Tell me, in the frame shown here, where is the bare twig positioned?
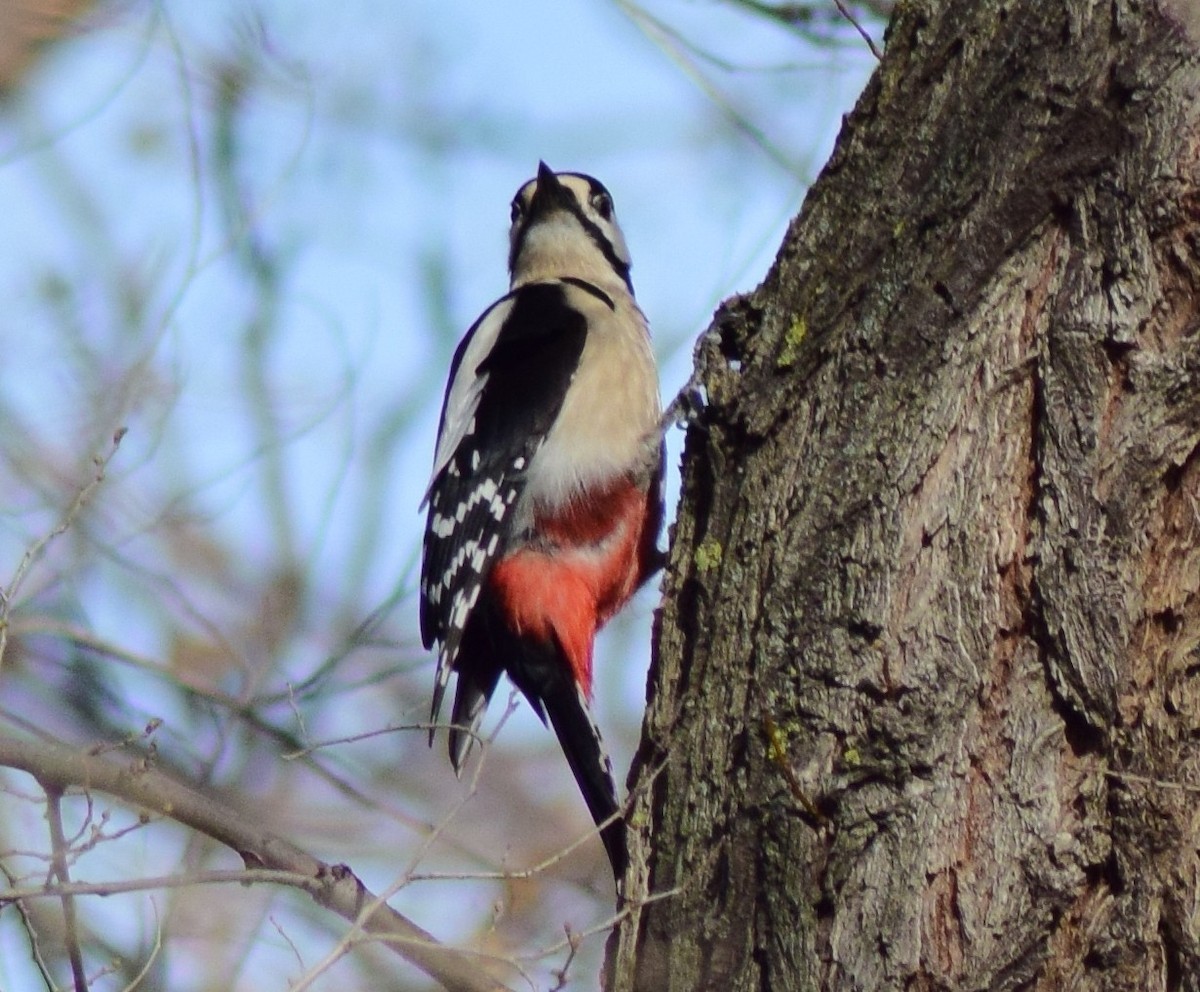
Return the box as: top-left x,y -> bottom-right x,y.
547,924 -> 582,992
0,429 -> 125,672
617,0 -> 803,175
722,0 -> 885,57
117,896 -> 162,992
288,934 -> 355,992
270,912 -> 307,971
519,884 -> 680,966
2,868 -> 316,903
6,621 -> 434,836
0,733 -> 514,992
44,787 -> 88,992
0,858 -> 57,990
284,697 -> 541,992
831,0 -> 883,59
405,794 -> 630,887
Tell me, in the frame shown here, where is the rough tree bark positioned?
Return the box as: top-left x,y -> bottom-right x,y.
610,1 -> 1200,990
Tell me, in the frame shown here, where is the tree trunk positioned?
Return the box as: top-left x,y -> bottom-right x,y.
610,1 -> 1200,989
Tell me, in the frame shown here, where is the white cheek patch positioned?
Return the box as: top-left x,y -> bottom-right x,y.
522,216 -> 588,256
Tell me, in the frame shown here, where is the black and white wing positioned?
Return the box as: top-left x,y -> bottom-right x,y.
420,280 -> 589,731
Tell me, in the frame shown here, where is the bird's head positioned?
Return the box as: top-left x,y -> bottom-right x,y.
508,161 -> 633,294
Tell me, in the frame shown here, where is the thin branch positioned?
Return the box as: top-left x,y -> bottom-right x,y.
724,0 -> 884,56
288,934 -> 355,992
2,868 -> 316,903
547,924 -> 582,992
0,859 -> 57,990
618,0 -> 804,176
44,787 -> 88,992
117,896 -> 162,992
0,429 -> 126,672
831,0 -> 883,58
269,911 -> 307,971
8,620 -> 436,838
0,733 -> 514,992
283,698 -> 543,992
517,884 -> 680,967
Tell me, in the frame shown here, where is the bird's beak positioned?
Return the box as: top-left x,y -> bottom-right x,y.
529,161 -> 571,217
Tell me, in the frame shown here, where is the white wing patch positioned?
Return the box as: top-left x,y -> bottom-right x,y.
422,297 -> 516,506
424,469 -> 523,705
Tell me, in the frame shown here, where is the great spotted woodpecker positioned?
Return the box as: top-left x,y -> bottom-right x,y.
420,163 -> 663,883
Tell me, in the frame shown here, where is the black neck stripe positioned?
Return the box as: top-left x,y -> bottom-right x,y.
574,211 -> 633,293
555,196 -> 632,291
560,277 -> 614,309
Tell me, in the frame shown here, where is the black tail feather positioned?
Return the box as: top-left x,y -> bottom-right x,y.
542,680 -> 627,883
448,662 -> 501,772
435,605 -> 626,887
444,617 -> 503,772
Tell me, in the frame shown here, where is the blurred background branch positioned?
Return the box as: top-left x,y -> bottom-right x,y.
0,731 -> 516,992
0,0 -> 97,95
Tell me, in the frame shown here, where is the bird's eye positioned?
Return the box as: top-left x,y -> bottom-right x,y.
510,199 -> 523,223
590,191 -> 613,220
